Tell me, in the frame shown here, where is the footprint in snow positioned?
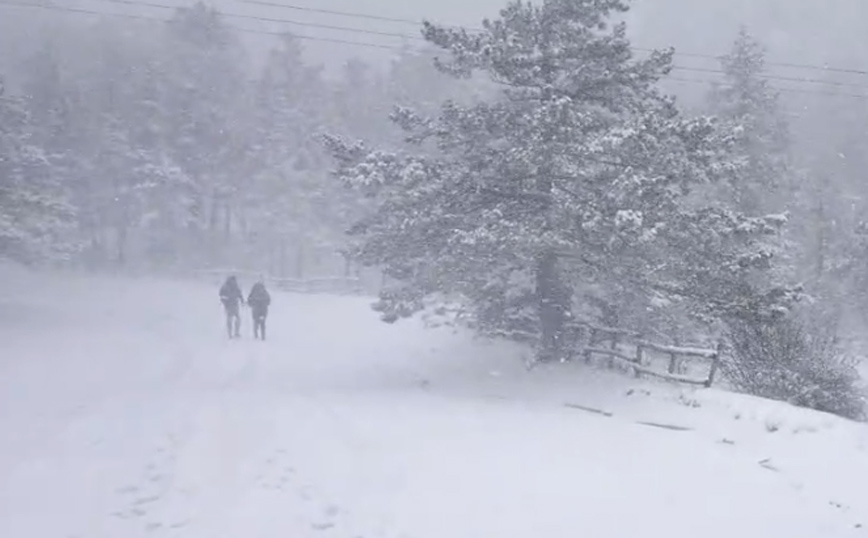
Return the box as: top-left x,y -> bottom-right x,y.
132,495 -> 161,506
256,450 -> 296,490
311,505 -> 342,532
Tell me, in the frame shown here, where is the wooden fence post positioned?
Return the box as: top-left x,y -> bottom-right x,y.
583,328 -> 596,363
705,341 -> 723,388
668,337 -> 681,375
667,351 -> 677,374
608,333 -> 619,369
634,344 -> 644,378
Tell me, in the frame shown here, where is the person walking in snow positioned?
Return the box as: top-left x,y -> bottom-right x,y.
219,275 -> 245,338
247,277 -> 271,340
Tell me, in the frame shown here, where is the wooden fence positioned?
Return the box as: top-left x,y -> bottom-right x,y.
271,276 -> 363,295
570,320 -> 722,388
194,269 -> 365,295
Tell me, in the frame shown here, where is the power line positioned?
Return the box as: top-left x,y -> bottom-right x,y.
671,66 -> 868,90
236,0 -> 444,27
666,77 -> 868,100
0,0 -> 165,23
74,0 -> 868,91
28,0 -> 868,83
89,0 -> 426,41
660,47 -> 868,76
235,0 -> 868,78
637,47 -> 868,77
0,0 -> 400,49
2,0 -> 867,100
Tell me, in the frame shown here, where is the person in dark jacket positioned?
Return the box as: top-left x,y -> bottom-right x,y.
247,277 -> 271,340
219,275 -> 245,338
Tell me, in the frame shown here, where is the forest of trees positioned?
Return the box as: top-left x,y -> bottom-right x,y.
0,2 -> 462,277
2,0 -> 867,417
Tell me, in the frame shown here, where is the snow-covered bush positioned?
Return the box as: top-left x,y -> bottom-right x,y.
723,312 -> 866,421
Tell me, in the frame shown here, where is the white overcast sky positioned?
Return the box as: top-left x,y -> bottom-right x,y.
7,0 -> 868,86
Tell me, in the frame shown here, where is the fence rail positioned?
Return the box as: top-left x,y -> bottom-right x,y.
194,269 -> 365,295
272,276 -> 363,295
570,319 -> 722,388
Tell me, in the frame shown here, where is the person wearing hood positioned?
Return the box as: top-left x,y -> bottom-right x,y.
219,275 -> 244,338
247,277 -> 271,340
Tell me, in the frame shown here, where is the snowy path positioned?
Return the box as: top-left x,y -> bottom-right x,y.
0,272 -> 866,537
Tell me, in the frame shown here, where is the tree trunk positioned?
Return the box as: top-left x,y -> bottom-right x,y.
87,234 -> 104,270
208,192 -> 219,234
533,52 -> 571,362
115,224 -> 127,267
533,130 -> 570,360
223,202 -> 232,244
815,196 -> 826,280
278,236 -> 287,278
536,250 -> 568,362
208,191 -> 220,263
295,241 -> 305,279
343,252 -> 351,278
239,211 -> 248,240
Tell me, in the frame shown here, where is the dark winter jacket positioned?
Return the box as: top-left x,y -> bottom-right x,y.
247,282 -> 271,316
219,277 -> 244,311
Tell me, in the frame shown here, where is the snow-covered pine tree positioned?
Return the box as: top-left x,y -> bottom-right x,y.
109,30 -> 200,270
785,78 -> 868,314
244,32 -> 350,278
698,33 -> 864,418
708,27 -> 790,215
16,24 -> 200,270
0,78 -> 73,263
326,0 -> 797,361
702,30 -> 806,322
330,58 -> 396,147
329,0 -> 672,360
159,2 -> 250,266
385,43 -> 481,118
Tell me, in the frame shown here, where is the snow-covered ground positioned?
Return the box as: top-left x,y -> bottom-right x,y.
1,268 -> 866,537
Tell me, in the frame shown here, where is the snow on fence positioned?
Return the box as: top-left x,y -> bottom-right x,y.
271,276 -> 363,295
570,320 -> 722,388
194,269 -> 364,295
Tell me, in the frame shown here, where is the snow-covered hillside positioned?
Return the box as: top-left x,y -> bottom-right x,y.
1,270 -> 866,537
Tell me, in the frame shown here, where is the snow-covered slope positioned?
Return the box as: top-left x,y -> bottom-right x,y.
0,270 -> 866,537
